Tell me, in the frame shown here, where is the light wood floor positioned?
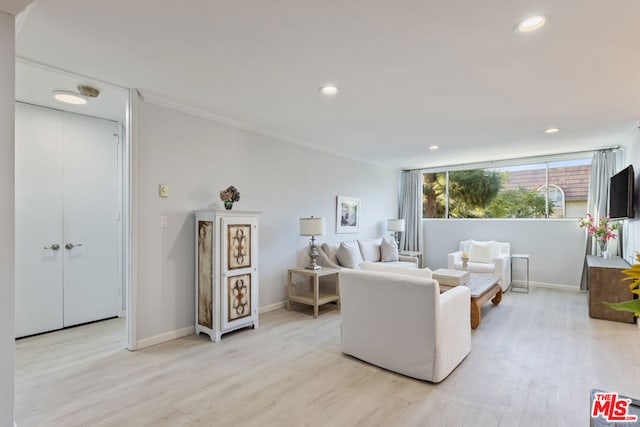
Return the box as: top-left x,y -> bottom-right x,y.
15,287 -> 640,427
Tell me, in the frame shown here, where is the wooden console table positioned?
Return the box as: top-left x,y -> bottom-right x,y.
287,267 -> 340,318
586,255 -> 634,324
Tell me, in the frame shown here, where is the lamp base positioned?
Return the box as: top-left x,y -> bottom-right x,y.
306,238 -> 322,270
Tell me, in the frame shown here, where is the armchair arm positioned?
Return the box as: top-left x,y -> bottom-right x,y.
494,254 -> 511,289
447,251 -> 462,269
433,286 -> 471,382
398,255 -> 418,266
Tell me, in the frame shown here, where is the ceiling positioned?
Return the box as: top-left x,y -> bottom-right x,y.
14,1 -> 640,169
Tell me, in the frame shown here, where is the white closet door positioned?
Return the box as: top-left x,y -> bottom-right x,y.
62,113 -> 120,327
15,103 -> 65,337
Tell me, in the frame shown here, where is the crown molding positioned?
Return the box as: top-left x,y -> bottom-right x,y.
0,0 -> 31,16
139,90 -> 388,169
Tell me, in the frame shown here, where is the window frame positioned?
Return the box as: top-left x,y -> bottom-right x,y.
420,151 -> 600,220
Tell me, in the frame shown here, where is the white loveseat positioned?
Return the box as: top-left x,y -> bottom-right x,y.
316,238 -> 418,269
447,239 -> 511,291
340,264 -> 471,383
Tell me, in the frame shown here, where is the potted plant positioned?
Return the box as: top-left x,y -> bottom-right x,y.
604,253 -> 640,315
219,186 -> 240,210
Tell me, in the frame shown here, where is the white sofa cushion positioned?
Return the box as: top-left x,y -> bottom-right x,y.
358,239 -> 382,262
380,237 -> 399,262
469,240 -> 495,263
361,261 -> 432,279
336,242 -> 363,268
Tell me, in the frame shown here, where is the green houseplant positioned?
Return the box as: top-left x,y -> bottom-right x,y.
604,253 -> 640,315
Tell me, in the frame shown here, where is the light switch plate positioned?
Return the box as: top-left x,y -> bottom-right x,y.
159,184 -> 169,198
160,215 -> 168,228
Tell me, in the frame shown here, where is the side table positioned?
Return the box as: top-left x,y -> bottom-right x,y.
511,254 -> 530,293
287,267 -> 341,318
399,250 -> 424,268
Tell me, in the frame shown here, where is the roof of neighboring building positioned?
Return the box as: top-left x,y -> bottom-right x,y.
502,165 -> 591,201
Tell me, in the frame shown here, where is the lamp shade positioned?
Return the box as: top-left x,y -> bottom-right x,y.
300,217 -> 326,236
387,219 -> 405,232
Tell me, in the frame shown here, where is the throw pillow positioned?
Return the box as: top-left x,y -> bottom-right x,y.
469,240 -> 495,264
357,239 -> 382,262
361,261 -> 432,279
336,242 -> 364,268
321,242 -> 341,265
380,237 -> 400,262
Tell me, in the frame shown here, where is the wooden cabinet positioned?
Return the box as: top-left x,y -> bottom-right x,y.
195,210 -> 260,341
586,255 -> 634,324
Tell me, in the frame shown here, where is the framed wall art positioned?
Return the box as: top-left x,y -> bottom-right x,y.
336,195 -> 360,233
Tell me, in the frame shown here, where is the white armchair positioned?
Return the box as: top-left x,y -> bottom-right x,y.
340,268 -> 471,383
447,239 -> 511,291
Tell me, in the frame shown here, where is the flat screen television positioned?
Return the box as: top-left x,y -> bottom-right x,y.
609,165 -> 635,220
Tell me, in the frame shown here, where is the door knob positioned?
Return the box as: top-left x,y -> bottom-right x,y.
65,243 -> 83,250
44,244 -> 61,251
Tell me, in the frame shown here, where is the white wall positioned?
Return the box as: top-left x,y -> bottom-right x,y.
0,10 -> 15,426
133,98 -> 399,344
622,127 -> 640,264
423,219 -> 585,288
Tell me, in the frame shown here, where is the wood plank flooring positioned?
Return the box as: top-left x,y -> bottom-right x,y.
15,287 -> 640,426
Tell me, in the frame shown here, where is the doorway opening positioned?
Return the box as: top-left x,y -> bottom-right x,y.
14,59 -> 133,347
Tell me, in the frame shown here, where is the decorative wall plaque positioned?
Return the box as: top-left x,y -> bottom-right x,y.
228,224 -> 251,269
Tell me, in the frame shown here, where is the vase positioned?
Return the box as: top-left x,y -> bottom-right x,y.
224,200 -> 233,210
598,240 -> 608,258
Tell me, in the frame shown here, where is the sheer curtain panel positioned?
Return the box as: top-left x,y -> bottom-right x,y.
399,170 -> 423,253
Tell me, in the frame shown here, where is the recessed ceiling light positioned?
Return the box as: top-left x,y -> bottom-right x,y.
53,90 -> 87,105
319,84 -> 338,95
515,15 -> 548,33
429,145 -> 439,150
545,127 -> 561,134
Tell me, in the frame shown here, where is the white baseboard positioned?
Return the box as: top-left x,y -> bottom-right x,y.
512,279 -> 582,292
135,325 -> 195,350
259,301 -> 286,314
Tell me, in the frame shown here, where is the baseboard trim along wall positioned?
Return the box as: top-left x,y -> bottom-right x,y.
136,326 -> 195,350
512,280 -> 582,292
135,303 -> 287,349
259,301 -> 286,314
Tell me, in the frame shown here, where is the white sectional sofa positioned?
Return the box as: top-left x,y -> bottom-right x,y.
340,264 -> 471,382
316,238 -> 418,269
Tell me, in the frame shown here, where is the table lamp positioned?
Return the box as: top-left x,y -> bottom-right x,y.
387,219 -> 405,246
300,216 -> 326,270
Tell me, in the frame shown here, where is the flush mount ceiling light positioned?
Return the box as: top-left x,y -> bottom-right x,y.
52,90 -> 87,105
515,15 -> 548,33
545,127 -> 561,134
429,145 -> 440,150
319,84 -> 338,95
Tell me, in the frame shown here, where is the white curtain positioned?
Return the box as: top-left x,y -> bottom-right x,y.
581,149 -> 620,289
399,170 -> 423,252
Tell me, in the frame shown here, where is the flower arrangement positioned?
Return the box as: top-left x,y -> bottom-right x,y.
604,253 -> 640,316
219,186 -> 240,203
578,213 -> 618,244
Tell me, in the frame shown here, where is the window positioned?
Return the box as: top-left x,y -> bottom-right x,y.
537,184 -> 565,218
422,157 -> 591,219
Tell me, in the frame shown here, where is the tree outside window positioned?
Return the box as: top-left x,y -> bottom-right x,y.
423,158 -> 591,219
